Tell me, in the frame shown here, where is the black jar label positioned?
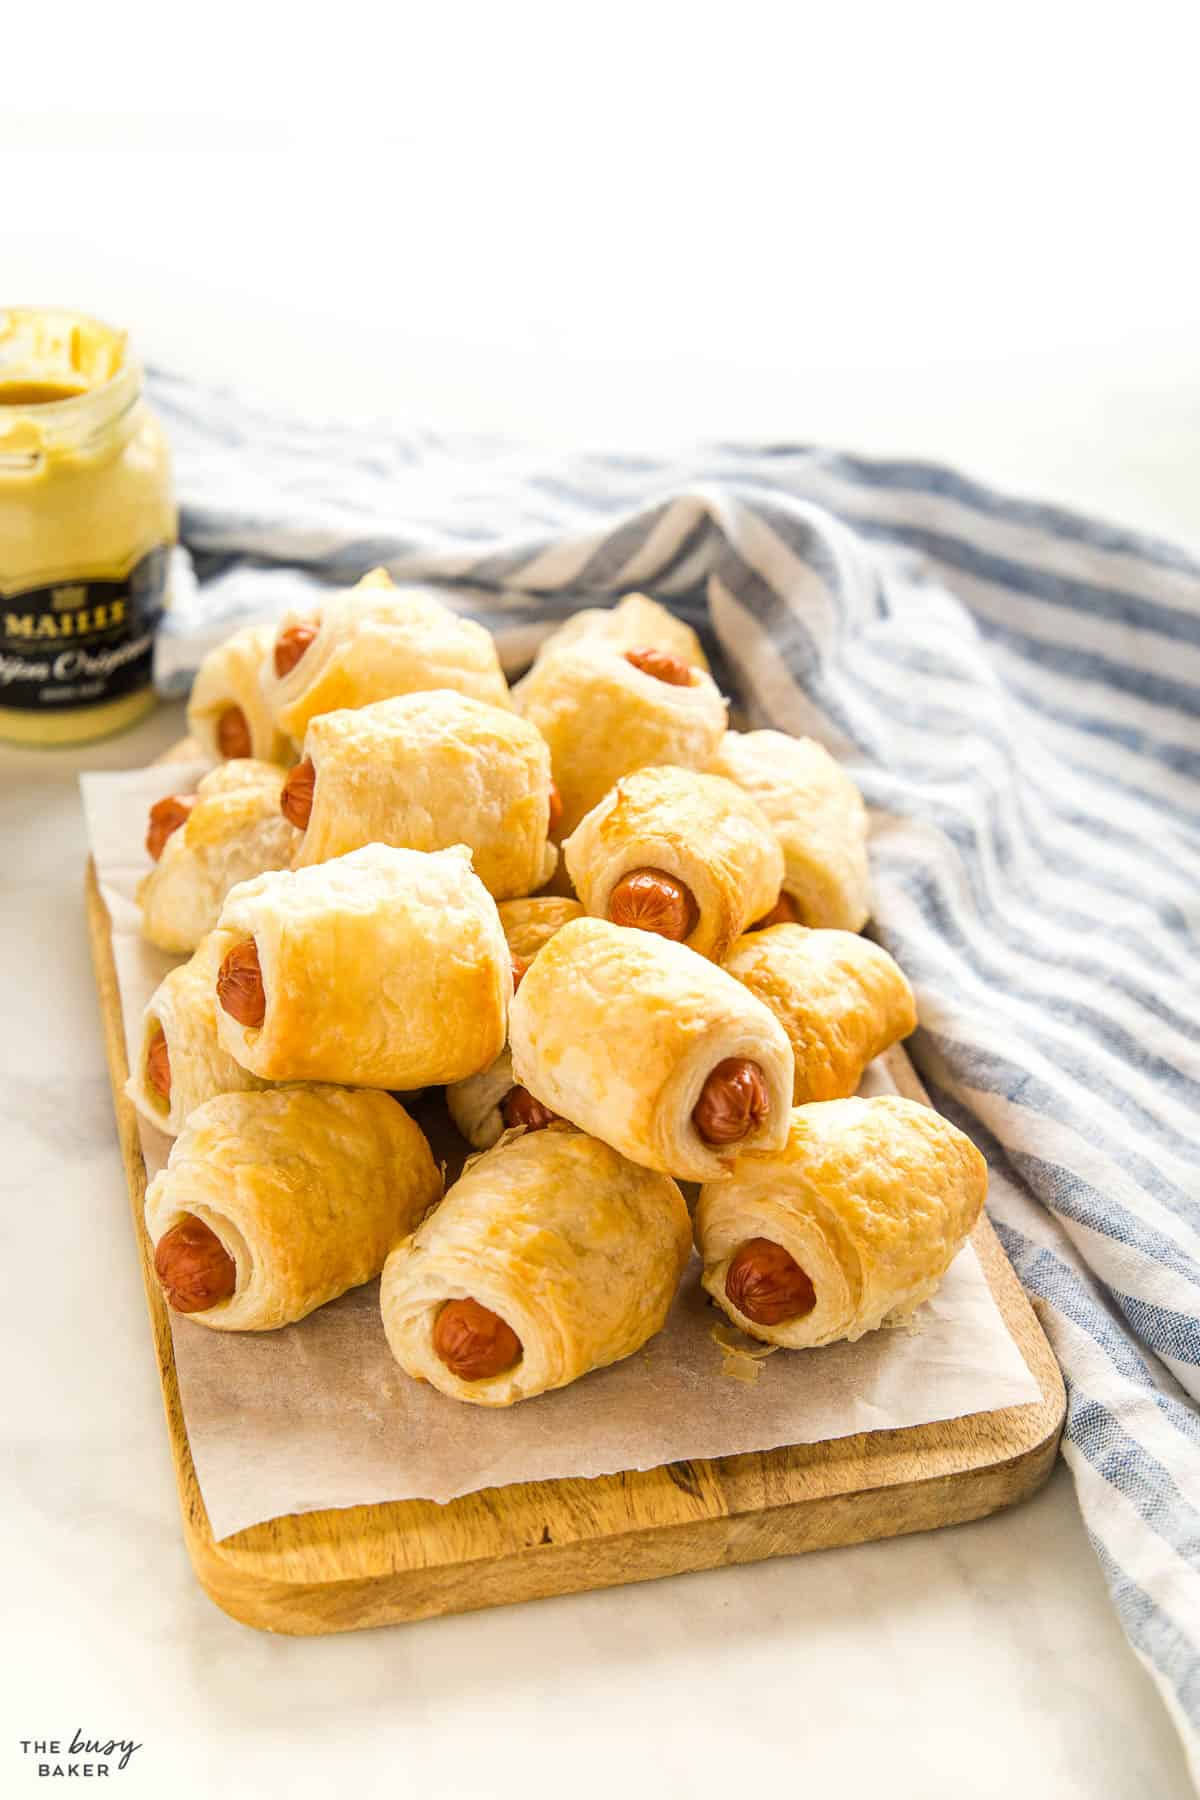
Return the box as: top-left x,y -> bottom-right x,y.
0,545 -> 168,712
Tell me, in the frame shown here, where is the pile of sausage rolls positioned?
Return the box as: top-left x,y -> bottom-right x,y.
130,570 -> 987,1408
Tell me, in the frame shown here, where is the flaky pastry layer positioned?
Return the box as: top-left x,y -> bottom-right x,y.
564,765 -> 783,961
187,623 -> 293,766
212,842 -> 510,1088
722,923 -> 916,1102
447,898 -> 586,1149
145,1086 -> 441,1331
293,691 -> 556,896
514,593 -> 709,699
695,1096 -> 986,1347
126,931 -> 269,1136
137,759 -> 298,955
496,896 -> 586,962
260,569 -> 511,745
380,1126 -> 690,1405
516,642 -> 727,834
709,729 -> 870,931
509,916 -> 794,1180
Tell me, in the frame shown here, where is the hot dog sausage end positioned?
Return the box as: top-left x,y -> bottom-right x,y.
146,1025 -> 171,1102
216,705 -> 252,760
724,1237 -> 816,1325
692,1058 -> 769,1146
280,757 -> 316,830
273,621 -> 318,679
145,794 -> 197,862
154,1214 -> 238,1314
501,1085 -> 556,1132
753,891 -> 801,929
608,868 -> 698,941
433,1298 -> 523,1381
623,646 -> 694,687
217,940 -> 267,1029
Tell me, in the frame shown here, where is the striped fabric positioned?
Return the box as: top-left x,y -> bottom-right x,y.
149,370 -> 1200,1775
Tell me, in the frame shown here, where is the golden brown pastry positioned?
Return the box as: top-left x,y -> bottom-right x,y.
125,932 -> 269,1136
496,895 -> 586,966
284,691 -> 557,897
260,567 -> 511,746
379,1126 -> 691,1406
186,623 -> 292,765
145,1086 -> 440,1330
695,1096 -> 986,1347
446,896 -> 585,1148
509,916 -> 794,1180
516,641 -> 727,835
516,592 -> 710,694
211,843 -> 510,1088
709,729 -> 870,931
137,759 -> 299,955
722,924 -> 916,1102
563,765 -> 784,962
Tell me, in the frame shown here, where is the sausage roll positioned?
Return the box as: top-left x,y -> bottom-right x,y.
509,916 -> 794,1180
145,1086 -> 441,1331
138,759 -> 299,955
284,691 -> 557,897
261,567 -> 511,746
186,623 -> 292,766
722,924 -> 916,1103
211,842 -> 510,1089
517,592 -> 710,695
695,1096 -> 987,1348
446,896 -> 585,1148
563,766 -> 784,963
380,1126 -> 691,1406
708,729 -> 870,931
517,642 -> 728,836
126,932 -> 269,1136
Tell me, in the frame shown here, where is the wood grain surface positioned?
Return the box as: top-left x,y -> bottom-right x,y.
86,811 -> 1065,1636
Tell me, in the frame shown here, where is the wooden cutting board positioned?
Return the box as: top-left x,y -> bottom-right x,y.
86,809 -> 1065,1636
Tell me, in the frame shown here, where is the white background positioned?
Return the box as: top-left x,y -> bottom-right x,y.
2,6 -> 1198,1798
5,1 -> 1200,543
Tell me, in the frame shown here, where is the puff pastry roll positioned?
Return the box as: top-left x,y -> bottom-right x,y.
126,932 -> 268,1137
380,1126 -> 690,1406
517,592 -> 709,693
517,641 -> 728,835
563,766 -> 784,962
695,1096 -> 986,1348
709,730 -> 870,931
723,924 -> 916,1103
496,895 -> 586,968
283,691 -> 557,897
446,896 -> 585,1148
186,623 -> 292,765
212,843 -> 510,1088
138,759 -> 299,955
261,567 -> 511,746
509,917 -> 794,1180
145,1086 -> 440,1330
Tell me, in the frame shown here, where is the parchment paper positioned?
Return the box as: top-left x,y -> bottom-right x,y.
82,763 -> 1041,1543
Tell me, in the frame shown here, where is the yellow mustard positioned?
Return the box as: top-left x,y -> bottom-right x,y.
0,308 -> 177,745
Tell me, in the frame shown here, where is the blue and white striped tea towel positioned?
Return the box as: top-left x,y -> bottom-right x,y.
148,369 -> 1200,1777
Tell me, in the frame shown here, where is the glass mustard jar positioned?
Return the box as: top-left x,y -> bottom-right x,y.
0,308 -> 177,745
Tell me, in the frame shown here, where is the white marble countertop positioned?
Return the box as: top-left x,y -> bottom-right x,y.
0,705 -> 1192,1800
